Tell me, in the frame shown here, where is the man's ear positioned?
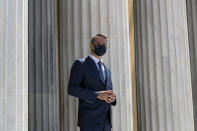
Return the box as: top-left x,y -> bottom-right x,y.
90,43 -> 94,50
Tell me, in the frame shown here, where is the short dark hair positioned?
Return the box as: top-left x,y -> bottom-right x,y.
91,34 -> 107,44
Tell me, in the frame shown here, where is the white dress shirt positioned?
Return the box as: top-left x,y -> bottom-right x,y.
89,54 -> 106,80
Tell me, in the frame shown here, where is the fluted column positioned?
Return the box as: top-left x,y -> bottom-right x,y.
0,0 -> 28,131
134,0 -> 194,131
186,0 -> 197,130
59,0 -> 133,131
28,0 -> 59,131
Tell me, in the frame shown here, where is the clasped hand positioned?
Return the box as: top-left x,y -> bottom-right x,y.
96,90 -> 116,103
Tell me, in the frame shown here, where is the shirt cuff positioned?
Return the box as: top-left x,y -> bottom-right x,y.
94,91 -> 100,94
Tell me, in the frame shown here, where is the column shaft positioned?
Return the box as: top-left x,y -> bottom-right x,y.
134,0 -> 194,130
186,0 -> 197,130
60,0 -> 134,131
0,0 -> 28,131
28,0 -> 59,131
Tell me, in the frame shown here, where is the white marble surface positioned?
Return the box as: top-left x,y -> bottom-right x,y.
134,0 -> 194,130
0,0 -> 28,131
28,0 -> 59,131
186,0 -> 197,130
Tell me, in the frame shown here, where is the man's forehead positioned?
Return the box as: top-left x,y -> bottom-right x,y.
95,36 -> 107,43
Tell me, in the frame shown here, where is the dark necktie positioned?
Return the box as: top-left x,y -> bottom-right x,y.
98,61 -> 105,81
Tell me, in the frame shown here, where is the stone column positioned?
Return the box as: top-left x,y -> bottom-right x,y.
59,0 -> 133,131
28,0 -> 59,131
186,0 -> 197,130
134,0 -> 194,131
0,0 -> 28,131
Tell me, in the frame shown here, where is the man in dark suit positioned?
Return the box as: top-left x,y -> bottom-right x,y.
68,34 -> 116,131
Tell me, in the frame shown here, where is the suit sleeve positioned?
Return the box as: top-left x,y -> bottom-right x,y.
67,60 -> 98,104
109,69 -> 117,106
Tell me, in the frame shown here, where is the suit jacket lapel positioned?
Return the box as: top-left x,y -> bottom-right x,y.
86,56 -> 106,86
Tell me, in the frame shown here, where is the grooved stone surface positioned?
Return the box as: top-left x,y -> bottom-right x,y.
28,0 -> 59,131
134,0 -> 194,130
0,0 -> 28,131
186,0 -> 197,130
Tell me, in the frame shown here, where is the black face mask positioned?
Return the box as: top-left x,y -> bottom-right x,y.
93,44 -> 107,56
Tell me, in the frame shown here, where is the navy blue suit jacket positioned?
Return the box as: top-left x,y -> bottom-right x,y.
68,56 -> 116,130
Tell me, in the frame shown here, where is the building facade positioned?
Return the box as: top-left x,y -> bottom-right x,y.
0,0 -> 197,131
